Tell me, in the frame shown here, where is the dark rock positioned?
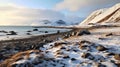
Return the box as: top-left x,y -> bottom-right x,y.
33,29 -> 38,31
115,63 -> 120,67
97,45 -> 107,51
43,39 -> 53,43
27,30 -> 32,32
72,32 -> 77,36
32,43 -> 46,49
63,33 -> 71,38
60,46 -> 66,49
106,33 -> 113,36
114,54 -> 120,61
4,46 -> 12,50
77,30 -> 91,36
95,63 -> 106,67
99,38 -> 107,40
106,53 -> 115,56
7,31 -> 17,35
26,33 -> 31,35
63,55 -> 70,59
24,62 -> 34,67
81,52 -> 94,60
45,31 -> 48,33
0,30 -> 8,33
80,40 -> 92,44
0,54 -> 4,60
79,45 -> 88,50
57,30 -> 60,34
54,42 -> 68,47
71,58 -> 76,61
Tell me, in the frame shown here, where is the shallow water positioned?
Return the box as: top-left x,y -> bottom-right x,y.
0,26 -> 71,40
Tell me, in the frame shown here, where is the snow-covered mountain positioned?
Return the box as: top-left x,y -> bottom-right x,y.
52,20 -> 67,26
80,3 -> 120,25
31,20 -> 52,26
32,20 -> 69,26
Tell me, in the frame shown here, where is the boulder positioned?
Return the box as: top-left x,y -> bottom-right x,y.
63,55 -> 70,59
115,63 -> 120,67
81,52 -> 94,60
79,45 -> 88,50
33,29 -> 38,31
26,33 -> 31,35
71,58 -> 76,61
114,54 -> 120,61
95,63 -> 106,67
57,30 -> 60,34
27,30 -> 32,32
80,40 -> 92,44
106,33 -> 113,36
96,45 -> 107,51
7,31 -> 17,35
45,31 -> 48,33
77,30 -> 91,36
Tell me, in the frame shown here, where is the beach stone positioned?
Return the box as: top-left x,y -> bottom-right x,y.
115,63 -> 120,67
95,63 -> 106,67
72,32 -> 77,36
79,45 -> 88,50
106,52 -> 115,56
45,31 -> 48,33
57,30 -> 60,34
64,34 -> 70,38
7,31 -> 17,35
60,46 -> 66,49
33,29 -> 38,31
27,30 -> 32,32
25,62 -> 34,67
63,55 -> 70,59
106,33 -> 113,36
43,39 -> 53,43
71,58 -> 76,61
0,54 -> 4,60
63,35 -> 69,39
114,54 -> 120,61
26,33 -> 31,35
81,52 -> 94,60
77,30 -> 91,36
80,40 -> 92,44
0,30 -> 8,33
98,38 -> 107,40
54,42 -> 68,47
4,46 -> 12,50
96,45 -> 107,51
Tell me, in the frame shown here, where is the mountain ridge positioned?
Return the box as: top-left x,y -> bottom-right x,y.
80,3 -> 120,25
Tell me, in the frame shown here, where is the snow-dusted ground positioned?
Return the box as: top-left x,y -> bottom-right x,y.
6,26 -> 120,67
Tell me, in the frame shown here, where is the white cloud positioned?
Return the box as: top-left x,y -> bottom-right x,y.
55,0 -> 120,11
0,5 -> 82,26
0,5 -> 65,25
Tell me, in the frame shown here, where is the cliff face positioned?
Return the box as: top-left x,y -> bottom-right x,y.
80,3 -> 120,25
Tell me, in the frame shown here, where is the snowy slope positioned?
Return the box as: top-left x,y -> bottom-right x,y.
80,3 -> 120,25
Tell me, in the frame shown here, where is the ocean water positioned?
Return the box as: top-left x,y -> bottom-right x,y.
0,26 -> 71,40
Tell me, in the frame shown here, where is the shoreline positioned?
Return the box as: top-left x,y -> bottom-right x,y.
0,25 -> 119,63
1,25 -> 120,66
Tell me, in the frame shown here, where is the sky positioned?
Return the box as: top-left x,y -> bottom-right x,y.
0,0 -> 120,25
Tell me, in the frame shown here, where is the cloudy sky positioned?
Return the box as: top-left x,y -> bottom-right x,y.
0,0 -> 119,25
